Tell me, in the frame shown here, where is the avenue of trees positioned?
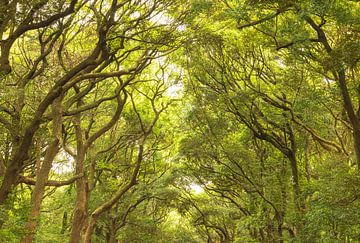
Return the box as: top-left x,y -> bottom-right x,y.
0,0 -> 359,242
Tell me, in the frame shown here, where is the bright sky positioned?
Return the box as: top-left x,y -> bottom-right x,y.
190,183 -> 204,194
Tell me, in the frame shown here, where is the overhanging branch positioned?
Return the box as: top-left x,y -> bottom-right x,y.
19,173 -> 83,187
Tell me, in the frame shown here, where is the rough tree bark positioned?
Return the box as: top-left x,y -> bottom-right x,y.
69,92 -> 126,242
69,114 -> 88,243
22,97 -> 63,243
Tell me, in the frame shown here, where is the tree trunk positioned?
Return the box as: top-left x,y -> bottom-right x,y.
107,219 -> 117,243
22,139 -> 59,243
277,225 -> 284,243
69,114 -> 88,243
0,89 -> 62,204
0,129 -> 33,204
288,154 -> 301,208
0,41 -> 103,205
304,136 -> 311,181
83,145 -> 143,242
337,70 -> 360,169
69,148 -> 88,243
352,128 -> 360,169
60,211 -> 68,234
83,216 -> 97,243
22,97 -> 62,242
0,162 -> 21,204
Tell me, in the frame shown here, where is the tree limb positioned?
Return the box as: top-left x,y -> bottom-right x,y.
18,174 -> 84,187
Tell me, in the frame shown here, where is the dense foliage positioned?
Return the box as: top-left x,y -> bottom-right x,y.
0,0 -> 359,242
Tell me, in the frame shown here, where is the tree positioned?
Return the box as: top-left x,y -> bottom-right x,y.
174,0 -> 360,240
0,0 -> 187,241
1,0 -> 360,241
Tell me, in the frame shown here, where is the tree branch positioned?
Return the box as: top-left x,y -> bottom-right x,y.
18,174 -> 84,187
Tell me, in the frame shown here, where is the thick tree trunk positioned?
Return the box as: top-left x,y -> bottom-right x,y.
0,163 -> 20,204
0,90 -> 61,204
70,91 -> 126,242
0,39 -> 13,74
22,139 -> 59,243
22,97 -> 62,242
70,113 -> 88,243
69,149 -> 88,243
0,128 -> 37,204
